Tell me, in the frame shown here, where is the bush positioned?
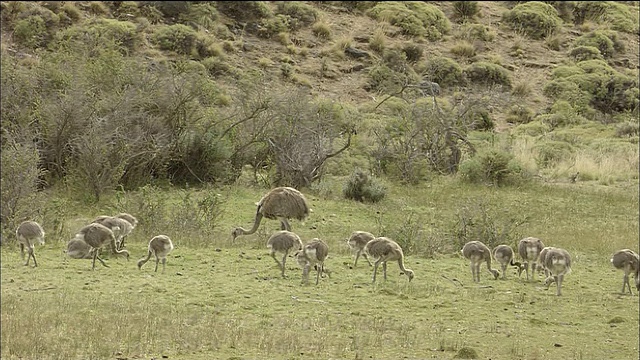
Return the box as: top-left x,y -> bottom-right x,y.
275,1 -> 318,30
343,169 -> 386,203
511,120 -> 551,137
367,2 -> 451,40
574,30 -> 622,58
505,105 -> 534,124
458,148 -> 526,186
502,1 -> 562,39
573,1 -> 639,33
1,141 -> 45,235
13,15 -> 48,49
568,45 -> 603,62
152,24 -> 198,55
423,56 -> 464,88
450,41 -> 476,58
402,43 -> 423,63
463,62 -> 512,88
215,1 -> 273,22
615,121 -> 640,138
455,23 -> 496,42
533,140 -> 574,167
179,3 -> 218,30
452,1 -> 480,22
55,19 -> 141,54
312,22 -> 332,40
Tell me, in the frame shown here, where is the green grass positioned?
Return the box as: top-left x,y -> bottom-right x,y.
1,178 -> 639,359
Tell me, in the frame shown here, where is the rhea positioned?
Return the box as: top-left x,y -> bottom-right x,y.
610,249 -> 640,295
492,244 -> 524,279
92,216 -> 133,251
16,220 -> 45,267
266,230 -> 303,278
65,237 -> 96,260
541,247 -> 572,296
518,237 -> 545,281
295,238 -> 329,285
462,241 -> 499,282
137,235 -> 174,273
75,223 -> 130,270
364,237 -> 414,283
232,187 -> 310,241
346,230 -> 375,267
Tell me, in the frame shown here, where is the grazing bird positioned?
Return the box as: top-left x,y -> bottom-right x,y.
364,237 -> 414,283
462,241 -> 499,283
16,220 -> 45,267
492,244 -> 523,280
536,246 -> 554,279
266,230 -> 303,278
137,235 -> 174,273
75,223 -> 130,270
232,187 -> 310,241
347,231 -> 375,267
518,237 -> 545,281
114,212 -> 138,250
93,216 -> 133,251
610,249 -> 640,295
542,247 -> 572,296
295,238 -> 329,285
65,237 -> 96,260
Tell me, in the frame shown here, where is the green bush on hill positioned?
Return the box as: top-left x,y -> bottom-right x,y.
568,46 -> 603,62
573,1 -> 639,33
367,1 -> 451,40
458,148 -> 527,186
463,62 -> 512,88
152,24 -> 198,55
502,1 -> 562,40
54,19 -> 141,54
423,56 -> 464,88
574,30 -> 625,58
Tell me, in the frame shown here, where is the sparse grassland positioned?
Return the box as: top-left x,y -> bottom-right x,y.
2,177 -> 638,360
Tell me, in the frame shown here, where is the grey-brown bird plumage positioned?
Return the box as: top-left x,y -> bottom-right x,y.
611,249 -> 640,295
16,220 -> 45,267
232,187 -> 310,241
364,237 -> 414,283
266,230 -> 303,278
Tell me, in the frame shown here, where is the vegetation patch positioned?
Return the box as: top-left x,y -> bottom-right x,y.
366,2 -> 451,40
502,1 -> 562,40
463,61 -> 512,89
423,56 -> 464,88
574,30 -> 625,58
573,1 -> 639,33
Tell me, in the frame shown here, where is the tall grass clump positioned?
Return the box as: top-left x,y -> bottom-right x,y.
452,1 -> 480,23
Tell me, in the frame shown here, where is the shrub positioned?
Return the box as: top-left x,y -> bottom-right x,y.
511,120 -> 551,136
502,1 -> 562,39
215,1 -> 273,22
89,1 -> 110,15
258,14 -> 290,38
152,24 -> 198,55
55,19 -> 141,54
452,1 -> 480,22
536,100 -> 586,128
534,140 -> 575,167
450,41 -> 476,58
615,121 -> 640,138
368,28 -> 386,53
574,30 -> 621,58
458,148 -> 526,186
402,43 -> 423,63
568,46 -> 603,62
573,1 -> 639,33
13,15 -> 48,49
179,3 -> 218,30
455,23 -> 496,42
312,22 -> 332,40
423,56 -> 464,88
463,62 -> 512,88
1,141 -> 45,234
366,2 -> 451,40
505,105 -> 535,124
343,169 -> 387,203
275,1 -> 318,30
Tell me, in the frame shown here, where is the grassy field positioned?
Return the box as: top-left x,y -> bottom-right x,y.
1,178 -> 639,360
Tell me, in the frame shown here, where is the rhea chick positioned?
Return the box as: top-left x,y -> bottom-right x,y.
16,220 -> 45,267
364,237 -> 414,283
295,238 -> 329,285
346,230 -> 375,267
137,235 -> 174,273
462,241 -> 499,283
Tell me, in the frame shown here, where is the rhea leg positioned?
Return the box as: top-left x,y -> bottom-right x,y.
382,261 -> 388,281
280,218 -> 291,231
281,252 -> 288,277
501,263 -> 507,280
154,256 -> 160,272
270,250 -> 282,272
315,264 -> 321,285
20,243 -> 25,260
162,258 -> 167,273
372,259 -> 383,283
354,251 -> 361,267
555,275 -> 563,296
